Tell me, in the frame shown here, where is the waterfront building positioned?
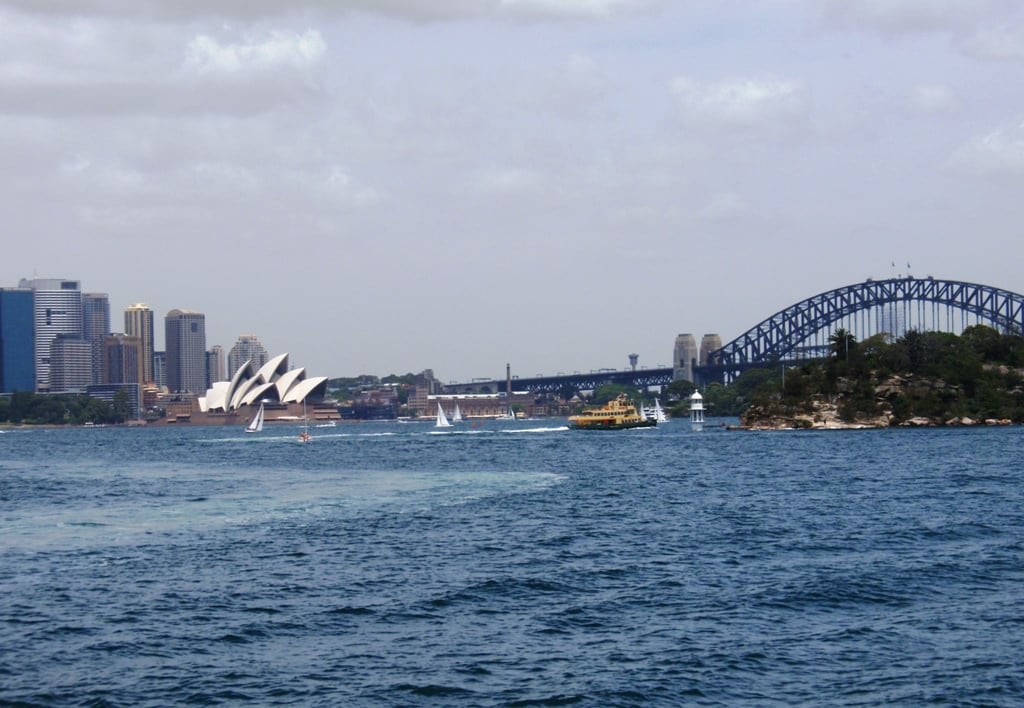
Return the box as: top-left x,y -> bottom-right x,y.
124,303 -> 155,384
0,288 -> 35,393
83,293 -> 110,385
104,333 -> 143,410
207,345 -> 225,390
227,335 -> 268,375
198,352 -> 328,412
165,309 -> 207,395
86,383 -> 141,421
49,334 -> 92,393
17,278 -> 82,392
673,333 -> 698,383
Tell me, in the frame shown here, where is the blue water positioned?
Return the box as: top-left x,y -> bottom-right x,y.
2,420 -> 1022,706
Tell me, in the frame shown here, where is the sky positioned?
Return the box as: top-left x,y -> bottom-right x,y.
3,1 -> 1024,383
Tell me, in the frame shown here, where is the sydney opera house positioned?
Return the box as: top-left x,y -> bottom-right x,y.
198,353 -> 327,413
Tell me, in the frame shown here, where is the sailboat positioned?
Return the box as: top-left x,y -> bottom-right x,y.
652,397 -> 668,423
452,403 -> 463,423
245,402 -> 265,433
299,400 -> 311,442
496,404 -> 516,421
435,402 -> 452,428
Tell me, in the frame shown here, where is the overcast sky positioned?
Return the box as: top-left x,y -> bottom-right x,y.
3,1 -> 1023,382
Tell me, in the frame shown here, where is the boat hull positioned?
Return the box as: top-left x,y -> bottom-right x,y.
568,418 -> 657,431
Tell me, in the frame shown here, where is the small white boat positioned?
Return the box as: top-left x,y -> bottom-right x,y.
435,402 -> 452,428
299,401 -> 311,442
452,403 -> 463,423
245,402 -> 265,433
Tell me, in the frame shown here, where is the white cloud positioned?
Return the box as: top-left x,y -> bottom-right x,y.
0,0 -> 658,22
908,83 -> 959,114
812,0 -> 999,35
961,21 -> 1024,59
471,167 -> 546,195
670,76 -> 806,129
948,120 -> 1024,177
184,30 -> 326,74
697,192 -> 747,221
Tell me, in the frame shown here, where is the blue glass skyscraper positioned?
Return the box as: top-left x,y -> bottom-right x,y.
0,288 -> 35,393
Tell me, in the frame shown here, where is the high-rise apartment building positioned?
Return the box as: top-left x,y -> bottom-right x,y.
207,345 -> 225,388
124,303 -> 154,384
49,334 -> 92,393
153,351 -> 167,388
0,288 -> 35,393
165,309 -> 206,394
83,292 -> 110,385
104,333 -> 143,410
18,278 -> 82,392
227,334 -> 268,376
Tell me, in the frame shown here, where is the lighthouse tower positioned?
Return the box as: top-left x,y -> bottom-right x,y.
689,390 -> 705,432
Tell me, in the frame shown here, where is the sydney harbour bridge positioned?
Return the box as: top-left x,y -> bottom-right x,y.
445,277 -> 1024,395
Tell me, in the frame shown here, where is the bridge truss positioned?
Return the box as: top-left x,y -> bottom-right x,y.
703,277 -> 1024,382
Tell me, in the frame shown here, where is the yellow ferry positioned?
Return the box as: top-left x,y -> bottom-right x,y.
568,394 -> 657,430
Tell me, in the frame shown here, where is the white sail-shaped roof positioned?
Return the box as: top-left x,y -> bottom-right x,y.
275,367 -> 305,400
240,381 -> 277,407
197,353 -> 327,412
255,353 -> 289,384
282,376 -> 328,403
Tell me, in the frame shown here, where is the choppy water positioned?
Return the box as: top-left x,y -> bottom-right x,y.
1,419 -> 1022,706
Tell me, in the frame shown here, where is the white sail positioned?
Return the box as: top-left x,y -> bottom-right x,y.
452,403 -> 463,423
245,402 -> 264,433
436,402 -> 452,427
653,397 -> 668,423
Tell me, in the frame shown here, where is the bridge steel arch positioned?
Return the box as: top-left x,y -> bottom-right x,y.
704,277 -> 1024,382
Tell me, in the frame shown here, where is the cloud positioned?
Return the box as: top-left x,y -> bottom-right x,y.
960,21 -> 1024,59
669,76 -> 806,129
184,30 -> 326,74
697,192 -> 748,221
0,0 -> 659,22
908,83 -> 959,114
948,120 -> 1024,177
812,0 -> 1000,35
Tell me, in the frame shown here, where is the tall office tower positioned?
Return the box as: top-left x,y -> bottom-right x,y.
49,334 -> 92,393
83,293 -> 110,385
673,333 -> 697,383
227,334 -> 268,375
153,351 -> 167,388
699,334 -> 722,367
0,287 -> 35,393
124,303 -> 155,384
207,345 -> 225,388
104,333 -> 143,409
165,309 -> 206,394
18,278 -> 82,392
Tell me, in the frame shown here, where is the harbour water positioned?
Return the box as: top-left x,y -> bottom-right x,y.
2,420 -> 1022,705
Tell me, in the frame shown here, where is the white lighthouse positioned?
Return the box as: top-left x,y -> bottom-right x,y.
689,390 -> 705,432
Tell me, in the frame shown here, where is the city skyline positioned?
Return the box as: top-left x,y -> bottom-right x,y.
3,2 -> 1024,381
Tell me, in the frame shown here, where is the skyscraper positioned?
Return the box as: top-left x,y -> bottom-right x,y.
124,303 -> 154,384
0,287 -> 35,393
207,345 -> 225,388
165,309 -> 206,394
49,334 -> 92,393
104,333 -> 143,410
83,292 -> 110,385
18,278 -> 82,392
227,334 -> 268,376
